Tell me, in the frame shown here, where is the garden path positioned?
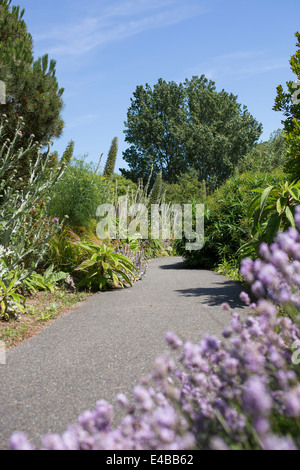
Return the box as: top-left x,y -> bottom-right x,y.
0,256 -> 248,449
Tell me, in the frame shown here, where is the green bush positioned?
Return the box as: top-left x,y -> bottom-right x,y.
74,241 -> 137,291
237,129 -> 287,174
0,115 -> 67,275
175,170 -> 285,269
45,227 -> 87,273
48,156 -> 111,229
163,168 -> 206,205
239,179 -> 300,258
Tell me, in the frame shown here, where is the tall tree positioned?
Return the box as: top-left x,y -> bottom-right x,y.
122,79 -> 187,184
104,137 -> 118,178
121,76 -> 262,189
274,32 -> 300,180
0,0 -> 64,155
121,75 -> 262,187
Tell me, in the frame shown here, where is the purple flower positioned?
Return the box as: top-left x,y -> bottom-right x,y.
284,386 -> 300,417
262,435 -> 298,451
133,386 -> 154,411
9,432 -> 35,451
243,377 -> 272,417
165,332 -> 183,349
240,291 -> 251,305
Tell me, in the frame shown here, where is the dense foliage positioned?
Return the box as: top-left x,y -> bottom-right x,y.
48,156 -> 111,229
237,129 -> 287,174
0,115 -> 68,318
274,32 -> 300,180
0,0 -> 64,165
174,170 -> 285,269
121,76 -> 262,189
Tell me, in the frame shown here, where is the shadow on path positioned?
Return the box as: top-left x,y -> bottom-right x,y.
175,282 -> 245,310
159,259 -> 191,270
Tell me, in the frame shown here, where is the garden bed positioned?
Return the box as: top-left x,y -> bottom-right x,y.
0,289 -> 89,349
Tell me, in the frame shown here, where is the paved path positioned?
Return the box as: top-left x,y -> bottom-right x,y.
0,257 -> 247,449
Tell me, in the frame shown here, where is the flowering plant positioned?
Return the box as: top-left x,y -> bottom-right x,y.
9,208 -> 300,451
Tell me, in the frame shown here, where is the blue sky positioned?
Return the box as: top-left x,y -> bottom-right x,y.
18,0 -> 300,174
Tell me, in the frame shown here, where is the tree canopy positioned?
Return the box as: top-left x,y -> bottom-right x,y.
121,76 -> 262,189
0,0 -> 64,149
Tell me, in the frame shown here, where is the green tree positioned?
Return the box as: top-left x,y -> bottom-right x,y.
274,32 -> 300,179
104,137 -> 118,178
121,76 -> 262,189
0,0 -> 64,156
163,168 -> 206,204
237,129 -> 287,174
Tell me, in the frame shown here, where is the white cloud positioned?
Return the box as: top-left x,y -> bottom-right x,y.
188,50 -> 287,81
33,0 -> 207,57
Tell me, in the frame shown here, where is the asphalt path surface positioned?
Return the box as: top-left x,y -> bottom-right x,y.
0,256 -> 248,449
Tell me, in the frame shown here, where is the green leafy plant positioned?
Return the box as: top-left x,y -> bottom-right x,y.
74,241 -> 137,291
0,115 -> 68,283
273,32 -> 300,180
0,272 -> 25,320
23,265 -> 68,293
176,171 -> 284,269
45,227 -> 86,273
240,180 -> 300,258
48,155 -> 110,229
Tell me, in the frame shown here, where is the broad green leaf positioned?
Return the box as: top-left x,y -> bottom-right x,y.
288,187 -> 300,201
285,206 -> 296,228
102,261 -> 109,271
1,301 -> 6,314
265,213 -> 282,244
259,186 -> 274,214
276,196 -> 288,214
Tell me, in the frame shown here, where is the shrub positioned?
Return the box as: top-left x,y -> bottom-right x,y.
0,115 -> 68,318
0,116 -> 66,272
176,170 -> 285,269
44,227 -> 88,274
163,168 -> 206,205
48,156 -> 111,229
9,209 -> 300,450
273,32 -> 300,180
240,180 -> 300,259
74,241 -> 138,291
237,129 -> 287,174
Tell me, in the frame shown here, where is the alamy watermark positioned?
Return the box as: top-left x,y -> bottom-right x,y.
0,341 -> 6,365
0,80 -> 6,105
96,197 -> 205,251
